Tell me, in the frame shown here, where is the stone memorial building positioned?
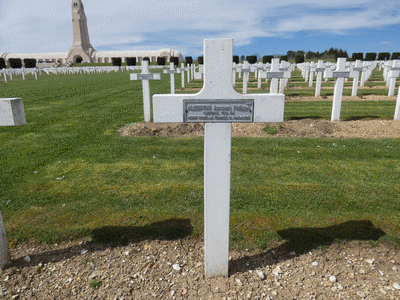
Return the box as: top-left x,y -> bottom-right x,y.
1,0 -> 183,67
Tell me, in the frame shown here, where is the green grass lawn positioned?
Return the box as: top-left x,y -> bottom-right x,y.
1,70 -> 399,253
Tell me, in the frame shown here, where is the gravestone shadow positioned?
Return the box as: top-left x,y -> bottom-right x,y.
229,220 -> 385,275
91,218 -> 193,246
11,218 -> 193,268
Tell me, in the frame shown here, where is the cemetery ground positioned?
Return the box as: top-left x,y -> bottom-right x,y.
0,69 -> 399,299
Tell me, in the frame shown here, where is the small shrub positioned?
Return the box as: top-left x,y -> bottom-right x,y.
391,52 -> 400,60
352,52 -> 364,61
89,279 -> 102,289
246,55 -> 257,64
378,52 -> 390,61
143,57 -> 150,63
169,56 -> 179,66
24,59 -> 36,68
198,56 -> 203,65
0,58 -> 6,69
233,55 -> 239,64
263,55 -> 273,64
263,126 -> 278,135
111,57 -> 122,67
157,57 -> 166,66
280,55 -> 288,61
9,58 -> 22,68
295,55 -> 304,64
365,52 -> 377,61
126,57 -> 136,66
185,56 -> 193,65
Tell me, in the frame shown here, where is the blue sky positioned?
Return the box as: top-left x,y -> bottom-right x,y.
0,0 -> 399,59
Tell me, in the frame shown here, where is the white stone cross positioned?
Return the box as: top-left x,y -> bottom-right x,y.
130,60 -> 161,122
350,60 -> 363,97
395,87 -> 400,121
266,58 -> 285,94
387,60 -> 400,97
0,211 -> 11,269
153,39 -> 284,278
163,62 -> 179,94
177,63 -> 187,89
324,58 -> 350,121
239,61 -> 251,94
309,61 -> 316,87
314,60 -> 326,97
278,61 -> 292,94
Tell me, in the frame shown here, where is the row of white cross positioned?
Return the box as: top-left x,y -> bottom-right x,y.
132,56 -> 400,122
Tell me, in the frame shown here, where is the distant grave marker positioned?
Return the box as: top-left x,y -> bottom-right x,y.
130,60 -> 161,122
324,58 -> 350,121
163,62 -> 179,94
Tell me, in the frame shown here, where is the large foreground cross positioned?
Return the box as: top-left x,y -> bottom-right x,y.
153,39 -> 285,278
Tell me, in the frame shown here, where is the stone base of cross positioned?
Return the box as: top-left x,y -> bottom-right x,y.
153,39 -> 285,278
0,98 -> 26,126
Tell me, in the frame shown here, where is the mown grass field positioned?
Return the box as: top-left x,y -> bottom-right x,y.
1,69 -> 399,253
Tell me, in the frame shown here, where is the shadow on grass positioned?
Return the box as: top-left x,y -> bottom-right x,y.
11,218 -> 193,268
286,116 -> 325,120
91,218 -> 193,246
342,116 -> 380,121
229,220 -> 385,275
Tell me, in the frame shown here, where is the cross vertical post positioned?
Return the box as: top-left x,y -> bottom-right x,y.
315,60 -> 325,97
351,60 -> 363,97
153,39 -> 285,278
267,58 -> 284,94
324,58 -> 349,121
163,62 -> 178,94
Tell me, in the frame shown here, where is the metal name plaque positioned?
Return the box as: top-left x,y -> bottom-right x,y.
316,68 -> 325,72
137,74 -> 154,80
183,100 -> 254,123
165,70 -> 177,74
333,72 -> 350,78
267,72 -> 284,79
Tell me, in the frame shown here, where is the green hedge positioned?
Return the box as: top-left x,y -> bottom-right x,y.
352,53 -> 364,60
0,58 -> 5,69
246,55 -> 257,64
9,58 -> 22,68
169,56 -> 179,66
263,55 -> 273,64
157,57 -> 166,65
126,57 -> 136,66
185,56 -> 193,65
111,57 -> 122,67
365,53 -> 377,61
391,53 -> 400,60
378,52 -> 391,61
24,59 -> 36,68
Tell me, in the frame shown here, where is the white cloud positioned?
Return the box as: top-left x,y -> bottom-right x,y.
0,0 -> 399,56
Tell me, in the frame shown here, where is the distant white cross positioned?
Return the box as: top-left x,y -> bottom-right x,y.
130,60 -> 161,122
153,39 -> 285,278
163,62 -> 179,94
324,58 -> 351,121
314,60 -> 326,97
388,60 -> 400,97
239,61 -> 251,94
266,58 -> 285,94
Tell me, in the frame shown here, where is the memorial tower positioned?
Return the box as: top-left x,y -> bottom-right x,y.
66,0 -> 96,64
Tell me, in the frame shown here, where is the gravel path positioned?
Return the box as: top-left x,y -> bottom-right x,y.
1,238 -> 399,299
